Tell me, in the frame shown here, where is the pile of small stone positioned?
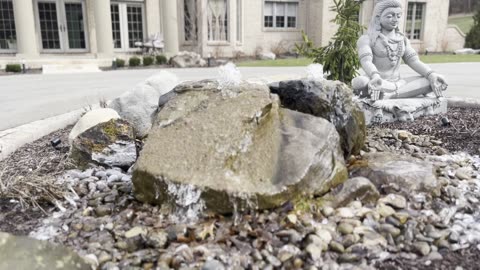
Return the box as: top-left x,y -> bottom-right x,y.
21,124 -> 480,270
362,127 -> 449,158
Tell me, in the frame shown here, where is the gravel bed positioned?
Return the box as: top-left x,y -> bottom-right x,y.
2,108 -> 480,269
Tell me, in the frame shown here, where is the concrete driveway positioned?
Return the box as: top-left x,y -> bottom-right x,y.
0,63 -> 479,131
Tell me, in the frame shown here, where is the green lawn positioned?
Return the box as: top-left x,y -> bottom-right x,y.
448,14 -> 474,34
236,54 -> 480,67
419,54 -> 480,63
236,57 -> 313,67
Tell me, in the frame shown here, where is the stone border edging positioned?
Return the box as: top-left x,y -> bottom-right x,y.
0,105 -> 100,162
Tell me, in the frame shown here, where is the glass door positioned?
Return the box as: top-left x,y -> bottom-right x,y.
64,1 -> 87,51
35,0 -> 88,52
111,1 -> 145,52
37,0 -> 62,51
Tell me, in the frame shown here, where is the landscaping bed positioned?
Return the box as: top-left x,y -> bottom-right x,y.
1,106 -> 480,269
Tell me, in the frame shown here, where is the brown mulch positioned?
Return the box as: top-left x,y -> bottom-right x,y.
0,199 -> 50,235
0,125 -> 73,180
374,107 -> 480,156
0,126 -> 73,234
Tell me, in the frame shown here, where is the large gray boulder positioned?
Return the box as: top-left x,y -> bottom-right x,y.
0,232 -> 90,270
350,153 -> 439,196
71,118 -> 136,169
109,71 -> 179,138
133,80 -> 348,214
269,80 -> 366,157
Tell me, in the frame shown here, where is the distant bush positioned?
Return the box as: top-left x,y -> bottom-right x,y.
143,56 -> 154,66
465,7 -> 480,49
6,64 -> 21,73
156,54 -> 168,65
129,56 -> 141,67
115,58 -> 125,68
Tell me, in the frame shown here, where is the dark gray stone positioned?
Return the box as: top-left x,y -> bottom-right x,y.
269,79 -> 366,157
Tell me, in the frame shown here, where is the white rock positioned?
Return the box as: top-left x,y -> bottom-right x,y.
454,48 -> 480,55
258,51 -> 276,60
336,207 -> 355,218
109,71 -> 179,138
145,71 -> 179,96
171,51 -> 207,68
315,229 -> 333,245
68,108 -> 119,144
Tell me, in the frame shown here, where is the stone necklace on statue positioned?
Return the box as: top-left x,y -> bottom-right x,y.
378,33 -> 404,66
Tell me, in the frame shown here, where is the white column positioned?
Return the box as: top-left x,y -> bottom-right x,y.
146,0 -> 161,38
93,0 -> 114,56
231,0 -> 237,45
12,0 -> 39,57
162,0 -> 180,55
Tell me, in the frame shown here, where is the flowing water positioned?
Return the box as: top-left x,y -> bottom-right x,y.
165,181 -> 205,224
306,63 -> 325,81
218,62 -> 243,90
230,192 -> 259,225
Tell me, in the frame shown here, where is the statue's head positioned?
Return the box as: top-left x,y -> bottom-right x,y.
368,0 -> 403,44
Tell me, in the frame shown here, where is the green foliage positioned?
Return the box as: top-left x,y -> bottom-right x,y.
6,64 -> 21,73
465,7 -> 480,49
115,59 -> 125,68
129,56 -> 141,67
296,0 -> 363,84
156,54 -> 168,65
143,56 -> 154,66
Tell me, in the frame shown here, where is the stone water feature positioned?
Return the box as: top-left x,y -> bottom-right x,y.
16,58 -> 480,269
132,67 -> 350,214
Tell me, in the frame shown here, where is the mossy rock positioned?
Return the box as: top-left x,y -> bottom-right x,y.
70,119 -> 136,169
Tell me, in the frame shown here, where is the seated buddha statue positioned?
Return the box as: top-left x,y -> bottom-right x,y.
352,0 -> 447,101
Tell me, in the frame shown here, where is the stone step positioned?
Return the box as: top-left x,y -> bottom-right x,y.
42,63 -> 101,74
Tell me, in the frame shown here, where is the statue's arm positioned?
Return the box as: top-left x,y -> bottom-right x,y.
357,36 -> 380,78
402,38 -> 434,79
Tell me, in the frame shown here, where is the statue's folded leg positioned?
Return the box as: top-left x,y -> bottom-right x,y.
391,76 -> 432,99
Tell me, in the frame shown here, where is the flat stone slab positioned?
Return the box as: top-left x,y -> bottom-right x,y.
359,98 -> 447,125
0,232 -> 90,270
42,64 -> 101,74
349,152 -> 439,196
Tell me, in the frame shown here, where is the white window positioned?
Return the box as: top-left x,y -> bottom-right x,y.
264,1 -> 298,29
34,0 -> 88,52
207,0 -> 228,41
0,0 -> 16,52
111,1 -> 145,51
406,2 -> 425,40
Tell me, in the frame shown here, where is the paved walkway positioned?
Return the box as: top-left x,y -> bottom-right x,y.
0,63 -> 479,131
